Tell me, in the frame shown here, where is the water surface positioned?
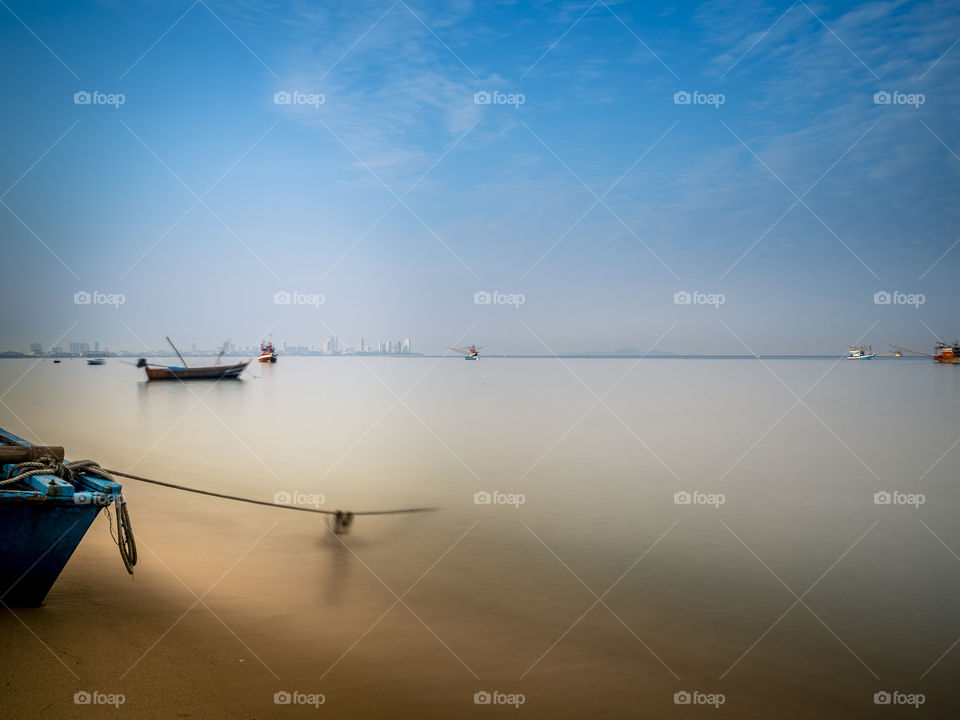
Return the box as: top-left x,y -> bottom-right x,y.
1,356 -> 958,718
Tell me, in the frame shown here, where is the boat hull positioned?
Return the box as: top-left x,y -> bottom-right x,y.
144,360 -> 250,380
257,354 -> 277,363
0,427 -> 122,606
0,501 -> 103,606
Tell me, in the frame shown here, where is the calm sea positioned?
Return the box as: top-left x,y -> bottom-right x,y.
1,356 -> 958,718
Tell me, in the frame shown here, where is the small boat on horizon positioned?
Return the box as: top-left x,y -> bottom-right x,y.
847,345 -> 876,359
451,344 -> 485,360
934,341 -> 960,364
86,358 -> 106,366
891,340 -> 960,364
137,337 -> 250,381
258,339 -> 278,363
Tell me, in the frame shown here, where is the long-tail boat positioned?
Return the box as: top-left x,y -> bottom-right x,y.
0,428 -> 132,606
137,337 -> 250,380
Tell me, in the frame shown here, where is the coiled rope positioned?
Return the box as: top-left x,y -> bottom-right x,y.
4,459 -> 137,575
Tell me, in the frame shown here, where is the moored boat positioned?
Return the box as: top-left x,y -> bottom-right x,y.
451,344 -> 485,360
0,428 -> 134,606
137,359 -> 250,380
258,339 -> 278,363
847,345 -> 876,359
136,336 -> 250,381
934,341 -> 960,364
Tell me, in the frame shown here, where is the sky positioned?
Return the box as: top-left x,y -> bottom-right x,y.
1,0 -> 959,355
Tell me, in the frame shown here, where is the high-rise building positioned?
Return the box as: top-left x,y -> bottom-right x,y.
360,338 -> 365,353
29,343 -> 43,355
94,341 -> 100,352
402,337 -> 411,354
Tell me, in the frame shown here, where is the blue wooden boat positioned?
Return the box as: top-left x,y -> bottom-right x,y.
0,428 -> 131,606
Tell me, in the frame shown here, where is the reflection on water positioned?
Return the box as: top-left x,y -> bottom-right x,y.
1,356 -> 959,718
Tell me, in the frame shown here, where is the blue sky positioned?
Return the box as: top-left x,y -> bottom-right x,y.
1,0 -> 958,354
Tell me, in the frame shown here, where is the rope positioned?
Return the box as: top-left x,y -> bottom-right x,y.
3,458 -> 137,575
103,468 -> 437,517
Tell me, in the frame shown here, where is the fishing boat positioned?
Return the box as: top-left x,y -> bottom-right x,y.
0,428 -> 133,606
451,344 -> 485,360
86,358 -> 105,366
137,337 -> 250,381
891,340 -> 960,364
258,339 -> 278,363
847,345 -> 876,360
934,341 -> 960,364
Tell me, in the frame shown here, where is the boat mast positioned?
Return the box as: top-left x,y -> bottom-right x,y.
166,336 -> 188,368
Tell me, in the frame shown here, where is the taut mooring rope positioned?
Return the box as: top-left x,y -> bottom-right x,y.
103,468 -> 437,517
